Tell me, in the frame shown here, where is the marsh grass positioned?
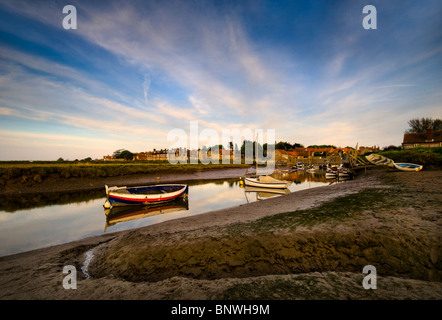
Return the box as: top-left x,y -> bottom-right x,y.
227,186 -> 415,236
379,147 -> 442,168
0,162 -> 248,186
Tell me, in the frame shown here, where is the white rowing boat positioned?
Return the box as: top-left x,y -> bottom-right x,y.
393,163 -> 423,172
244,175 -> 291,189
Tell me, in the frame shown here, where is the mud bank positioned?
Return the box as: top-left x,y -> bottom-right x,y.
0,166 -> 248,195
0,168 -> 441,299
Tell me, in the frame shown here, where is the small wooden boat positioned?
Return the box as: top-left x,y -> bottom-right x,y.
393,163 -> 423,172
244,175 -> 291,189
366,154 -> 393,165
105,184 -> 188,207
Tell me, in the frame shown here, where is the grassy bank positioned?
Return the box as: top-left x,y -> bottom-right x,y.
0,161 -> 248,187
378,147 -> 442,168
90,169 -> 442,290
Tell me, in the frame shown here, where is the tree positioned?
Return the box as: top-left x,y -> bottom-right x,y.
406,117 -> 442,133
382,145 -> 399,151
113,149 -> 134,160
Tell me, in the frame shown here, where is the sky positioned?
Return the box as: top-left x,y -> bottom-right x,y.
0,0 -> 441,160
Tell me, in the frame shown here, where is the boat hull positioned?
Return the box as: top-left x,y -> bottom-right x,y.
393,163 -> 423,172
106,184 -> 188,206
244,177 -> 290,189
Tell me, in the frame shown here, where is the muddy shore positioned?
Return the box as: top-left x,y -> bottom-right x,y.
0,167 -> 441,300
0,167 -> 249,195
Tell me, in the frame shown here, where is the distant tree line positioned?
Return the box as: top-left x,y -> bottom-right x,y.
275,141 -> 304,150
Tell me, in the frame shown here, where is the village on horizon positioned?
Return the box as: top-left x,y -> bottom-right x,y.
102,125 -> 442,164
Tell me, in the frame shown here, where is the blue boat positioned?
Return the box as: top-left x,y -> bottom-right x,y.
393,163 -> 423,172
105,184 -> 188,207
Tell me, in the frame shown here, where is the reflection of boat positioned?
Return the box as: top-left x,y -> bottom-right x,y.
104,198 -> 189,231
393,163 -> 423,172
244,186 -> 291,196
325,170 -> 338,179
338,169 -> 353,178
244,186 -> 290,202
244,175 -> 291,189
105,184 -> 188,207
325,164 -> 353,180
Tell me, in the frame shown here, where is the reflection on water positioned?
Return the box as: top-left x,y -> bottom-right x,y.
244,186 -> 291,202
0,171 -> 330,257
104,198 -> 189,231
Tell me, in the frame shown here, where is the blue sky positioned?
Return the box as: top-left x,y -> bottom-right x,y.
0,0 -> 441,160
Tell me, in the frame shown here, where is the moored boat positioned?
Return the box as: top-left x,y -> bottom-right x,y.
244,175 -> 291,189
105,184 -> 188,207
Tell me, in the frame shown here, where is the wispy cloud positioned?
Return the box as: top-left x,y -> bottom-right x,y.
0,0 -> 441,159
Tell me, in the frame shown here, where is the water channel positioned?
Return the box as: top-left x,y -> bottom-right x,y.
0,171 -> 332,257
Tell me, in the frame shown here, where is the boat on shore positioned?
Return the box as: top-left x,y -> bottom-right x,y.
393,163 -> 423,172
366,153 -> 423,172
366,153 -> 394,165
105,184 -> 188,207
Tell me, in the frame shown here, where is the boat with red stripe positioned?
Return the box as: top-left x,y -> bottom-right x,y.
105,184 -> 188,207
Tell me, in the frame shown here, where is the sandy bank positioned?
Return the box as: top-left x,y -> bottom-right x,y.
0,168 -> 441,300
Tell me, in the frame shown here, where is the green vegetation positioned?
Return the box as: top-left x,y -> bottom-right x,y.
0,161 -> 248,186
226,187 -> 408,236
275,141 -> 304,150
306,144 -> 337,149
378,147 -> 442,168
113,149 -> 135,160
